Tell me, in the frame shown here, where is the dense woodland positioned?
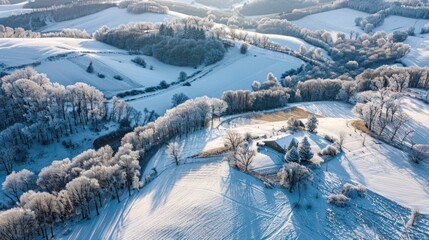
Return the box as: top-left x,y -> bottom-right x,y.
94,20 -> 226,67
0,68 -> 139,175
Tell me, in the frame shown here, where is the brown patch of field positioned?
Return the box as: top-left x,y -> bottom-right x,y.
197,146 -> 230,158
351,120 -> 370,134
252,107 -> 322,122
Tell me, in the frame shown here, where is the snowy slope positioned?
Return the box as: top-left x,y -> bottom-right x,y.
402,35 -> 429,67
0,38 -> 304,100
127,45 -> 304,114
61,101 -> 429,239
292,8 -> 367,35
0,1 -> 31,18
374,15 -> 429,33
40,7 -> 186,34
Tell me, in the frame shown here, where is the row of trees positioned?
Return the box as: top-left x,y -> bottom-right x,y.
1,143 -> 140,239
121,0 -> 169,14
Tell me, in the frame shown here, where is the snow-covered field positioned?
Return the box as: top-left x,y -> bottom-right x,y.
374,15 -> 429,33
292,8 -> 367,35
40,7 -> 186,33
0,1 -> 32,18
402,35 -> 429,67
61,101 -> 429,239
0,37 -> 304,109
127,45 -> 303,114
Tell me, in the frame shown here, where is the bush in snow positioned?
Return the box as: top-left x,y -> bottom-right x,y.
298,136 -> 313,161
171,93 -> 189,107
319,144 -> 339,156
323,134 -> 337,143
327,194 -> 349,207
284,146 -> 300,163
277,162 -> 311,193
287,117 -> 305,131
240,42 -> 249,54
131,57 -> 146,68
342,183 -> 366,198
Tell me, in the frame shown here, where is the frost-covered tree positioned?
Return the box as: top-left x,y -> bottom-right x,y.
306,115 -> 318,132
66,176 -> 100,219
115,144 -> 140,196
166,142 -> 182,166
286,137 -> 299,152
233,142 -> 256,172
277,162 -> 311,193
298,137 -> 313,161
2,169 -> 35,203
0,207 -> 38,240
56,189 -> 74,222
82,164 -> 124,203
284,146 -> 300,163
37,158 -> 72,193
224,130 -> 245,152
20,191 -> 58,239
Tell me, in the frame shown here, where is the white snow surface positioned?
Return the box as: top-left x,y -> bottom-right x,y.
292,8 -> 367,35
41,7 -> 186,34
61,101 -> 429,239
0,1 -> 32,18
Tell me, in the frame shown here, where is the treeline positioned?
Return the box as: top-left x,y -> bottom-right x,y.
349,0 -> 429,33
0,68 -> 137,174
0,2 -> 115,29
1,143 -> 140,239
239,0 -> 323,16
256,18 -> 331,51
24,0 -> 114,8
286,31 -> 410,82
0,25 -> 91,38
119,0 -> 169,14
94,20 -> 226,67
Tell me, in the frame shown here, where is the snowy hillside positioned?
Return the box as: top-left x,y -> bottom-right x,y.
61,102 -> 429,239
41,7 -> 187,34
0,1 -> 31,18
2,1 -> 429,239
0,37 -> 304,105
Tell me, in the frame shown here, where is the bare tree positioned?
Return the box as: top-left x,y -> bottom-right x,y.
224,130 -> 244,152
166,142 -> 182,166
390,113 -> 407,142
233,142 -> 256,172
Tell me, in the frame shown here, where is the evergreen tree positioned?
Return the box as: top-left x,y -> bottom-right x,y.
284,146 -> 300,163
299,136 -> 313,161
86,61 -> 94,73
286,137 -> 299,152
306,115 -> 319,132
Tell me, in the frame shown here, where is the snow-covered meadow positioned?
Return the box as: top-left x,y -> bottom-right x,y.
60,100 -> 429,239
